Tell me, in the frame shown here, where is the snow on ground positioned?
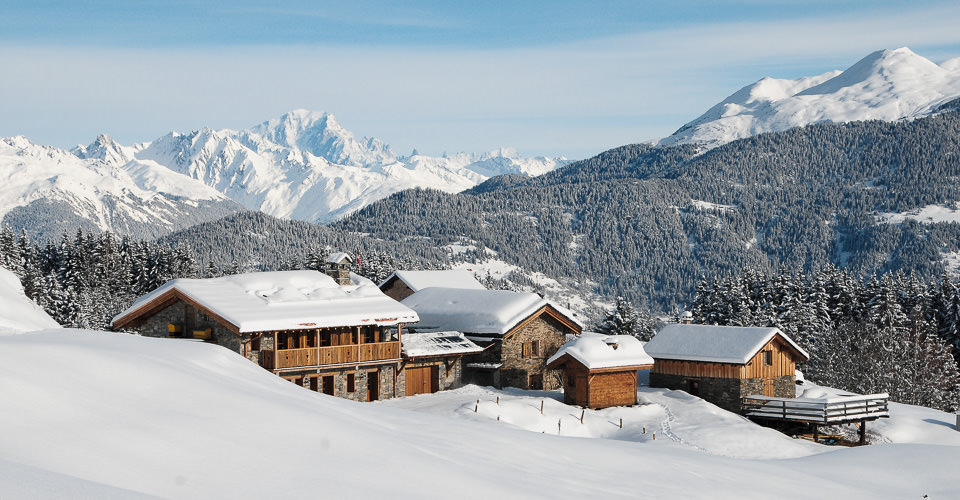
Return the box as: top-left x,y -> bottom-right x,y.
877,203 -> 960,225
2,330 -> 960,499
0,267 -> 60,335
380,384 -> 822,460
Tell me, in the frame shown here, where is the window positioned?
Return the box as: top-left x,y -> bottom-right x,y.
347,373 -> 356,393
528,374 -> 543,390
522,341 -> 542,358
251,335 -> 261,351
763,350 -> 773,366
363,327 -> 376,344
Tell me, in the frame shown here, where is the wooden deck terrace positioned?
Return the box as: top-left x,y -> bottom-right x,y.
260,341 -> 401,371
742,393 -> 889,424
743,393 -> 889,445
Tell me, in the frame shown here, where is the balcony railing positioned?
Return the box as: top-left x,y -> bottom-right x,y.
260,341 -> 400,370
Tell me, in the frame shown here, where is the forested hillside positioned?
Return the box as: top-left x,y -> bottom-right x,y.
334,111 -> 960,311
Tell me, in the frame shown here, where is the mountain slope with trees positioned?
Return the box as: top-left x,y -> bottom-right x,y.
334,110 -> 960,311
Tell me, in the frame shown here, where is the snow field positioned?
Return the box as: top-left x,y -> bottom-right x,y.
3,330 -> 960,498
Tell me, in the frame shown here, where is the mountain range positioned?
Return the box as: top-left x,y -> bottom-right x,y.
2,110 -> 568,239
659,47 -> 960,148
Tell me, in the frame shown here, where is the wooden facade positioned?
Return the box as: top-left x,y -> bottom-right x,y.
647,326 -> 809,412
547,354 -> 651,409
113,291 -> 409,403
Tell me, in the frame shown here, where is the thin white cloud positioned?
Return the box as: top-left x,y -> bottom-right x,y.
1,4 -> 959,159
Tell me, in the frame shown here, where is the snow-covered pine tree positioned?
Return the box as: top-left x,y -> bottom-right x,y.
596,296 -> 657,341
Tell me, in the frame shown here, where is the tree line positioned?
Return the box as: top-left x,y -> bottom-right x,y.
688,266 -> 960,411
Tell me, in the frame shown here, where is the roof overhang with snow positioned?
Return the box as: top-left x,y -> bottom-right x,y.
546,335 -> 654,371
643,324 -> 809,365
111,271 -> 419,333
401,287 -> 581,337
401,331 -> 484,358
379,270 -> 486,293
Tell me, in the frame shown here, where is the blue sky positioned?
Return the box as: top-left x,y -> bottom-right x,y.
3,1 -> 960,159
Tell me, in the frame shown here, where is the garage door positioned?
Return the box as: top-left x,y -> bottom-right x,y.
405,366 -> 439,396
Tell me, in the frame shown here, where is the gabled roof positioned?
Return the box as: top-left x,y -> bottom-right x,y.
111,271 -> 419,333
326,252 -> 353,265
643,324 -> 809,364
546,334 -> 654,370
379,270 -> 486,293
401,287 -> 581,337
401,331 -> 484,358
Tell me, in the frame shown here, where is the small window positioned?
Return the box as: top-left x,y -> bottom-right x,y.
522,341 -> 542,358
251,335 -> 261,351
347,373 -> 356,393
763,350 -> 773,366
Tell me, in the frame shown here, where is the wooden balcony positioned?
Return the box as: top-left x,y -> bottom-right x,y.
260,341 -> 400,370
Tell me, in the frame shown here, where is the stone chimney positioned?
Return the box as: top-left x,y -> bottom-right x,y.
680,311 -> 694,325
323,252 -> 353,286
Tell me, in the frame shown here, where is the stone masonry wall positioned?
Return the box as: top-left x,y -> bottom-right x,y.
500,316 -> 566,390
650,372 -> 760,413
135,301 -> 186,338
281,363 -> 400,402
774,375 -> 797,398
403,358 -> 464,394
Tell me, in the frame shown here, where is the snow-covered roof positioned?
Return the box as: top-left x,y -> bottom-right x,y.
644,324 -> 809,364
326,252 -> 353,265
112,270 -> 418,333
381,270 -> 486,293
547,335 -> 654,370
401,287 -> 580,336
401,331 -> 484,358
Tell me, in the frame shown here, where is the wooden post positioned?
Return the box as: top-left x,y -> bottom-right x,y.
859,420 -> 867,446
496,396 -> 500,406
540,400 -> 544,414
558,419 -> 561,433
619,418 -> 623,429
580,409 -> 584,424
652,433 -> 656,440
642,426 -> 646,434
813,425 -> 819,443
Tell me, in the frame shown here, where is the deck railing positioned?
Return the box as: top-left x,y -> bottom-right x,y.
742,393 -> 889,424
260,341 -> 400,370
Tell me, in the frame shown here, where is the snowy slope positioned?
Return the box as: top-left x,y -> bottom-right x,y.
0,136 -> 240,239
0,267 -> 59,335
661,47 -> 960,148
3,329 -> 960,499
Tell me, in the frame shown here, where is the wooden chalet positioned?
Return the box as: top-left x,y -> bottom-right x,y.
644,324 -> 809,413
546,334 -> 654,409
400,331 -> 483,396
401,287 -> 582,390
111,270 -> 420,402
379,269 -> 486,302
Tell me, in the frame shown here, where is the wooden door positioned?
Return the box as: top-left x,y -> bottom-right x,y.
405,366 -> 439,396
322,375 -> 334,395
367,369 -> 380,401
763,378 -> 774,396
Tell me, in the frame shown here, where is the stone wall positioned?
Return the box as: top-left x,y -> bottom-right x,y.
500,316 -> 567,390
773,375 -> 797,398
650,372 -> 748,413
136,301 -> 186,338
380,279 -> 413,302
280,363 -> 400,402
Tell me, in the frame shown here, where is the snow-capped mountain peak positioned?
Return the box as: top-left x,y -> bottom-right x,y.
71,134 -> 135,166
246,109 -> 396,166
661,47 -> 960,148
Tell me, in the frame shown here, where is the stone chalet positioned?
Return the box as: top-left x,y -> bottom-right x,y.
379,269 -> 485,302
401,287 -> 582,390
546,334 -> 654,409
643,324 -> 809,413
111,270 -> 440,402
